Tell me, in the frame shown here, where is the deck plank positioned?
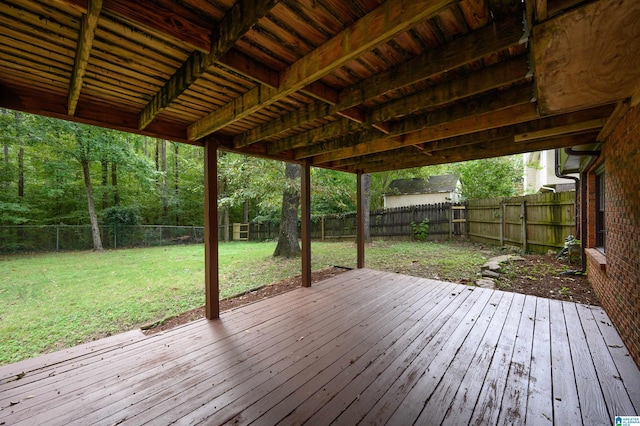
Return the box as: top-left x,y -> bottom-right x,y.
381,287 -> 495,425
576,304 -> 636,417
297,283 -> 475,426
414,290 -> 506,425
1,269 -> 638,426
564,302 -> 613,425
124,272 -> 424,424
591,305 -> 640,412
439,291 -> 516,424
468,292 -> 526,425
231,278 -> 456,425
525,297 -> 554,424
548,299 -> 582,424
497,295 -> 537,424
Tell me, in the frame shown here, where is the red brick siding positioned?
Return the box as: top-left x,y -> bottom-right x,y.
586,104 -> 640,367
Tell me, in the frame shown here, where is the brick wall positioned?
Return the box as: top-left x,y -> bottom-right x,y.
586,103 -> 640,367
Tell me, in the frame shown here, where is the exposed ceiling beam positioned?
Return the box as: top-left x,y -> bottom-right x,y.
68,0 -> 103,116
312,101 -> 538,165
138,0 -> 280,130
268,56 -> 530,156
515,118 -> 606,141
327,106 -> 614,168
346,132 -> 599,173
188,0 -> 459,141
305,83 -> 535,164
233,14 -> 527,148
0,80 -> 197,144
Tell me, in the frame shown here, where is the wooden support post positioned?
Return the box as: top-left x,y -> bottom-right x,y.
321,216 -> 325,241
301,160 -> 312,287
449,204 -> 453,242
500,202 -> 505,246
356,171 -> 365,269
521,199 -> 528,253
204,141 -> 219,319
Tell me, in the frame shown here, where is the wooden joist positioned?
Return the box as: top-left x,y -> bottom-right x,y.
328,106 -> 613,169
187,0 -> 458,141
276,55 -> 531,157
68,0 -> 102,116
233,14 -> 527,149
138,0 -> 280,130
344,132 -> 600,173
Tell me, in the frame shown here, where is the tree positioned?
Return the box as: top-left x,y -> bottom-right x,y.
273,162 -> 301,258
450,156 -> 523,200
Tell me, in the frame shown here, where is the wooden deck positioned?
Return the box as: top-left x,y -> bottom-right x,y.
1,269 -> 639,425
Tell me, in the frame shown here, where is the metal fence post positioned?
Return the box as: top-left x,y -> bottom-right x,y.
56,225 -> 60,252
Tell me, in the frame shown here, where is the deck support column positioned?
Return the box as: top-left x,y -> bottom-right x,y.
301,160 -> 312,287
204,140 -> 219,319
356,170 -> 365,268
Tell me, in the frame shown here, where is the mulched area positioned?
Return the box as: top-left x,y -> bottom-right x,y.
493,253 -> 598,305
144,252 -> 598,335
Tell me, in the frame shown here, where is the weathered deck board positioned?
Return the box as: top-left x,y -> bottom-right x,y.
1,269 -> 638,426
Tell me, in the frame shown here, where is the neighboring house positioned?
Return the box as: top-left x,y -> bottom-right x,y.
384,175 -> 460,209
557,103 -> 640,367
523,150 -> 578,193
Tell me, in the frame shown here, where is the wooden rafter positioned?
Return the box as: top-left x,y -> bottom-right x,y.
312,101 -> 538,165
188,0 -> 458,141
271,55 -> 530,156
233,14 -> 527,149
305,83 -> 535,164
138,0 -> 280,130
344,132 -> 600,173
327,105 -> 614,168
68,0 -> 102,116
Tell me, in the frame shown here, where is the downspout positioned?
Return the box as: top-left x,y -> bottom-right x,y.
554,148 -> 600,273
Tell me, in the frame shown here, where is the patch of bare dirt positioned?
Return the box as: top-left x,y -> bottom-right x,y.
143,266 -> 348,335
493,253 -> 598,305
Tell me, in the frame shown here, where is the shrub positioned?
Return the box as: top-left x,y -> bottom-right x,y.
411,217 -> 430,241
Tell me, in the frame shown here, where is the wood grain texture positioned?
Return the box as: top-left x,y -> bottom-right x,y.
533,0 -> 640,114
188,0 -> 457,141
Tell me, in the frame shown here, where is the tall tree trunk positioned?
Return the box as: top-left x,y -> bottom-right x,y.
363,173 -> 371,242
81,158 -> 103,251
3,145 -> 7,166
273,163 -> 301,258
18,147 -> 24,198
223,205 -> 230,243
111,162 -> 120,205
243,199 -> 249,223
101,159 -> 108,209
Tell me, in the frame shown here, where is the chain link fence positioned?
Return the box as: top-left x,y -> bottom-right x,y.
0,225 -> 206,254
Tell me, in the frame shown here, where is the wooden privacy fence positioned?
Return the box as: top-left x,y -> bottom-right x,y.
249,203 -> 467,242
467,191 -> 576,254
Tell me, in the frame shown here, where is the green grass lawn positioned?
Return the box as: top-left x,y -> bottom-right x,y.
0,241 -> 492,365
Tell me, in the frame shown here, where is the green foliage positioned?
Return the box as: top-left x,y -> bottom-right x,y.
102,205 -> 141,226
0,201 -> 30,224
449,156 -> 523,200
411,217 -> 430,241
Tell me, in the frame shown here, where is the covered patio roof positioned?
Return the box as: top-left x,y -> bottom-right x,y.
2,270 -> 639,424
1,0 -> 638,174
